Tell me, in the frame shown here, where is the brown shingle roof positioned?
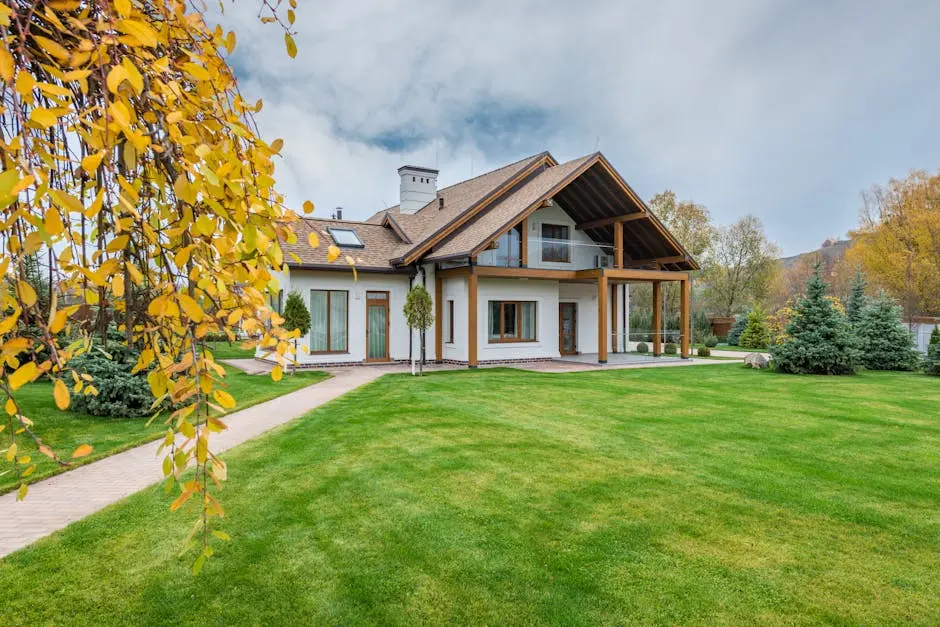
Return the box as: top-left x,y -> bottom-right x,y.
386,152 -> 551,262
282,218 -> 408,271
425,155 -> 596,261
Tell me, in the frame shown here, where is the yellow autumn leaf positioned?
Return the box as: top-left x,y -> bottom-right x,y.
213,389 -> 236,409
44,207 -> 65,236
81,151 -> 105,173
5,397 -> 16,415
270,138 -> 284,153
0,47 -> 13,82
178,293 -> 205,322
182,62 -> 210,81
17,280 -> 37,307
195,214 -> 215,236
303,200 -> 315,214
106,65 -> 128,94
30,107 -> 60,129
71,443 -> 93,459
17,483 -> 27,501
271,364 -> 283,382
114,0 -> 131,17
106,234 -> 130,252
308,231 -> 319,248
49,309 -> 68,334
34,35 -> 69,61
327,245 -> 341,262
54,378 -> 70,410
112,274 -> 125,298
9,362 -> 38,390
285,33 -> 297,58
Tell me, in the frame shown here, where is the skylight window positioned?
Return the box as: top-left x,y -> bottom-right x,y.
328,227 -> 364,248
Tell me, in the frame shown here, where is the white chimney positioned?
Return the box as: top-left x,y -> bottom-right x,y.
398,165 -> 438,214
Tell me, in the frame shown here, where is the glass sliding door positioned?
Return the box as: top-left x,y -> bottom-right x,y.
366,291 -> 389,361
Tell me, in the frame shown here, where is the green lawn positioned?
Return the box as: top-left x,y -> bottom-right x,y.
205,340 -> 256,360
0,366 -> 328,494
2,365 -> 939,624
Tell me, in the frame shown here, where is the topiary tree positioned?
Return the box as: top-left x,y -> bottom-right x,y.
738,306 -> 771,349
403,285 -> 434,375
855,293 -> 919,371
727,310 -> 749,346
846,267 -> 868,327
281,292 -> 311,374
924,327 -> 940,376
771,264 -> 858,375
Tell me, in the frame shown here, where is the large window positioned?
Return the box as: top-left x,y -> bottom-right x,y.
446,300 -> 455,343
309,290 -> 348,353
488,301 -> 537,342
541,224 -> 570,263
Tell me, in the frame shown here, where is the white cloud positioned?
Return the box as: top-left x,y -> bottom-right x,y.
216,0 -> 940,255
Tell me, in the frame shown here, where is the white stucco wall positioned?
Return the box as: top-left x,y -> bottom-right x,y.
477,278 -> 561,361
441,276 -> 468,362
258,268 -> 413,365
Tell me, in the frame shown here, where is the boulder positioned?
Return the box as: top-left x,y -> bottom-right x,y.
744,353 -> 769,369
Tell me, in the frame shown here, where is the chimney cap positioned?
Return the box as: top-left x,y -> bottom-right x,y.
397,165 -> 439,176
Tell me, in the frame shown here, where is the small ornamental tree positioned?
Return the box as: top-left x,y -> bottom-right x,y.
738,306 -> 771,349
771,265 -> 858,375
282,292 -> 311,374
403,285 -> 434,375
846,268 -> 868,326
924,327 -> 940,376
0,0 -> 324,572
727,310 -> 749,346
855,293 -> 919,371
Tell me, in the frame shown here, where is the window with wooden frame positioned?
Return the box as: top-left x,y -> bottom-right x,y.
488,301 -> 537,342
309,289 -> 348,353
446,300 -> 455,343
541,223 -> 570,263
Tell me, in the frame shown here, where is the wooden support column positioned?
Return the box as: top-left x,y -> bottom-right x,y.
435,276 -> 443,362
611,283 -> 618,353
652,280 -> 662,356
520,218 -> 528,267
680,278 -> 691,359
614,221 -> 624,269
598,272 -> 608,363
467,270 -> 478,368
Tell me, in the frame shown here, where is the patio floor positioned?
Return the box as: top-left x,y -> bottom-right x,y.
556,352 -> 684,366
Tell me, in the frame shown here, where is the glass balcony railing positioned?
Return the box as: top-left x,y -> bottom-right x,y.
475,236 -> 615,271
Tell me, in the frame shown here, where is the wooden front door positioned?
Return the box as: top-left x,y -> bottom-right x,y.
559,302 -> 577,355
365,291 -> 390,362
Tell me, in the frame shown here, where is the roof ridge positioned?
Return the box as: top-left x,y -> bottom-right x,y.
434,150 -> 551,195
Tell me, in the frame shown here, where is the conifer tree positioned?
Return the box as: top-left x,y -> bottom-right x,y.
771,264 -> 858,374
924,327 -> 940,376
855,293 -> 919,371
738,306 -> 771,349
282,292 -> 311,374
846,268 -> 868,326
727,310 -> 749,346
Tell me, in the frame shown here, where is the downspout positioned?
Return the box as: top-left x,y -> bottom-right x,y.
408,269 -> 415,364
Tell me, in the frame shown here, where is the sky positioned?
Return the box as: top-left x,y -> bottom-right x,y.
220,0 -> 940,256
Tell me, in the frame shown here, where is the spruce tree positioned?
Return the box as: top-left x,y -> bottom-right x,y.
771,264 -> 858,374
738,306 -> 771,349
855,293 -> 919,371
925,327 -> 940,376
846,267 -> 868,326
727,310 -> 749,346
282,291 -> 311,374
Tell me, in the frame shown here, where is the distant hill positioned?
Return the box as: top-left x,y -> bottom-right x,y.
780,238 -> 852,269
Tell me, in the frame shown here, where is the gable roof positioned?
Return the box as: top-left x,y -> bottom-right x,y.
285,150 -> 698,272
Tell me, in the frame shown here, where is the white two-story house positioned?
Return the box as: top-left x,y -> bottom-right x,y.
264,151 -> 698,367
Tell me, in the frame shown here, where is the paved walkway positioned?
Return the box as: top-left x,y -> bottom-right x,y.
0,357 -> 740,558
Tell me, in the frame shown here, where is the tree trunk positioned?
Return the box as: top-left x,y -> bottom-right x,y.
419,331 -> 425,376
